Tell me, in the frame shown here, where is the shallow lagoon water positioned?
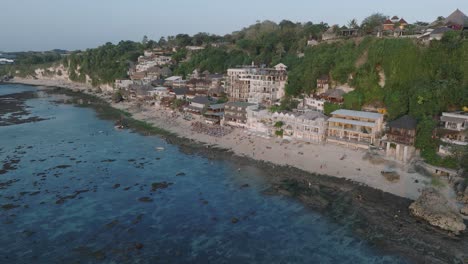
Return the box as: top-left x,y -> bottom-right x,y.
0,84 -> 408,263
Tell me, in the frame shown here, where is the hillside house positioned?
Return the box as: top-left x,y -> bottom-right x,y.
316,75 -> 329,95
164,76 -> 185,87
327,109 -> 384,149
438,111 -> 468,155
298,97 -> 326,112
319,88 -> 346,104
171,87 -> 190,99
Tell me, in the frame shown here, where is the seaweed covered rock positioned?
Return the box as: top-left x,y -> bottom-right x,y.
409,188 -> 466,235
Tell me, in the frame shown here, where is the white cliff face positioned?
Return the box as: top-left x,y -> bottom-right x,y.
410,188 -> 466,235
30,64 -> 113,92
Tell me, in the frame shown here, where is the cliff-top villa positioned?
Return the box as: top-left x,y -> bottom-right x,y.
438,111 -> 468,155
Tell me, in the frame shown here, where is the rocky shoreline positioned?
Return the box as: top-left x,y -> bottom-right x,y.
3,83 -> 468,263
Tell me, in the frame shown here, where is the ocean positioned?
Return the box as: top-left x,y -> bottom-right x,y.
0,84 -> 408,263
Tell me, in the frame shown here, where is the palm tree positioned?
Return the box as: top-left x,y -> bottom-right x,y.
348,18 -> 359,29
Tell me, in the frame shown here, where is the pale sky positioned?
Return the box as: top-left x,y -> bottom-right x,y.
1,0 -> 466,52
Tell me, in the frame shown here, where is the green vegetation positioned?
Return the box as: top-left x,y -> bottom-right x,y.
275,129 -> 284,137
65,41 -> 144,86
0,51 -> 64,77
274,121 -> 285,128
172,20 -> 327,76
431,175 -> 446,188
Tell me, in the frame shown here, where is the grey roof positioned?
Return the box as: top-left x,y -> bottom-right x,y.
172,87 -> 189,95
431,27 -> 453,35
300,111 -> 327,121
328,117 -> 376,128
208,103 -> 226,110
441,115 -> 467,123
190,96 -> 216,105
388,115 -> 417,130
324,88 -> 345,98
226,102 -> 256,108
331,109 -> 383,120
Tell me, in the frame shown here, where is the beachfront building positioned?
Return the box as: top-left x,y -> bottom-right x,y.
384,115 -> 418,163
222,102 -> 257,128
438,111 -> 468,155
327,109 -> 384,149
272,111 -> 328,143
246,108 -> 272,136
184,96 -> 217,115
226,63 -> 287,106
203,103 -> 226,125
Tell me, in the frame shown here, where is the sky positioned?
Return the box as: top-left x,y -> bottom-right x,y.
1,0 -> 467,52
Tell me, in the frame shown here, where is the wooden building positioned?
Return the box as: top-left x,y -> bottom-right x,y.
384,115 -> 418,163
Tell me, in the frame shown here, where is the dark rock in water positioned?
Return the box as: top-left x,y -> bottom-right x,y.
29,191 -> 41,196
231,217 -> 239,224
138,197 -> 153,203
73,246 -> 106,261
55,190 -> 89,204
151,182 -> 173,191
22,230 -> 36,238
176,172 -> 186,176
112,184 -> 121,189
105,220 -> 119,228
0,179 -> 20,189
53,165 -> 72,170
132,214 -> 144,225
1,204 -> 20,210
135,243 -> 144,250
100,159 -> 116,163
123,187 -> 131,191
240,184 -> 250,188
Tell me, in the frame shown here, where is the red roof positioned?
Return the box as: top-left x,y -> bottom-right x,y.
399,18 -> 408,24
383,19 -> 394,25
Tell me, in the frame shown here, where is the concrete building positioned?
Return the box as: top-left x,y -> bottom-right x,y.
438,111 -> 468,155
223,102 -> 257,128
327,109 -> 384,149
226,64 -> 287,106
272,111 -> 328,143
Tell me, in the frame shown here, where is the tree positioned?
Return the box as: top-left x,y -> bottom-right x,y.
142,35 -> 149,45
347,18 -> 359,29
361,13 -> 387,33
158,36 -> 167,47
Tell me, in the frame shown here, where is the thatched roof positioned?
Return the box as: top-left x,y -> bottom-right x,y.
444,9 -> 468,26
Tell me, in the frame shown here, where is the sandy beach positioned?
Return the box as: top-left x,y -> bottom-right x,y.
9,78 -> 433,200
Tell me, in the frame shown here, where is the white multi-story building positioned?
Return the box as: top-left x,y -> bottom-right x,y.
438,111 -> 468,155
299,97 -> 326,112
226,64 -> 287,106
272,111 -> 328,143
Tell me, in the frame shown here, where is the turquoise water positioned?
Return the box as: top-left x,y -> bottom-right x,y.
0,84 -> 408,263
